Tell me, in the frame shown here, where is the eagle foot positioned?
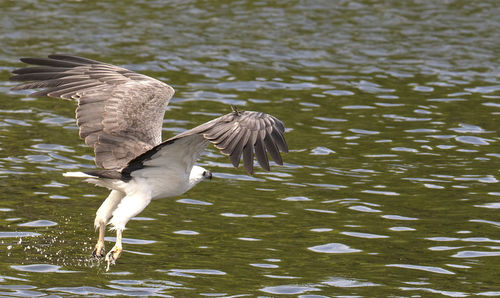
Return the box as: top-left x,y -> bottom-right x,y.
105,246 -> 122,271
92,242 -> 106,259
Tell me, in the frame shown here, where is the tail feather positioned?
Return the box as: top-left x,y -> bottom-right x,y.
63,171 -> 96,178
63,170 -> 122,179
63,170 -> 125,191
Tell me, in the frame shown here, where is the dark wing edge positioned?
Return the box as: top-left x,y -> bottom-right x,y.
9,54 -> 175,170
120,139 -> 177,181
11,54 -> 112,98
170,109 -> 288,175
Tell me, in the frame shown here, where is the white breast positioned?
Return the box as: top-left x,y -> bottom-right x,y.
129,167 -> 191,200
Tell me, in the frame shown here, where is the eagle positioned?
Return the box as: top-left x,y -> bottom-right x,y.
10,55 -> 288,270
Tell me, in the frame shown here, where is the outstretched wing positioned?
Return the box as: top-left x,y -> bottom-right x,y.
10,54 -> 174,170
122,108 -> 288,178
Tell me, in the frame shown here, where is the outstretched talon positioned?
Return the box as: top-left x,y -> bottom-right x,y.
105,246 -> 122,271
92,241 -> 106,259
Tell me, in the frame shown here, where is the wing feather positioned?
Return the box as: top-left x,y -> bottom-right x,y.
10,72 -> 69,81
19,57 -> 86,68
264,132 -> 282,165
229,129 -> 250,168
242,130 -> 257,174
254,134 -> 270,171
212,125 -> 237,148
12,66 -> 71,75
218,125 -> 242,154
168,109 -> 287,175
47,82 -> 103,98
47,54 -> 103,64
10,54 -> 175,169
270,127 -> 288,152
203,125 -> 229,141
121,108 -> 288,177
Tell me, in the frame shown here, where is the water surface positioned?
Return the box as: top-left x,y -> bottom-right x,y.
1,0 -> 499,296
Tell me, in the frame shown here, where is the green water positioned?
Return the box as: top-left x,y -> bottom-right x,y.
0,0 -> 499,296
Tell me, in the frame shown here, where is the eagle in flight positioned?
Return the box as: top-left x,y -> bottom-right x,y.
10,55 -> 288,270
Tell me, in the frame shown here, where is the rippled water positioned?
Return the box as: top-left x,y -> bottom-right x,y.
1,0 -> 499,296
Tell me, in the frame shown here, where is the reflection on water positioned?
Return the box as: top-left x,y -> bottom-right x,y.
1,0 -> 500,296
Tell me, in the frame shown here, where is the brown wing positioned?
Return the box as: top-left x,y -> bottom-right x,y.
10,54 -> 174,169
122,107 -> 288,177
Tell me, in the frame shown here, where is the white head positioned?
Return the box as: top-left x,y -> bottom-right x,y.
188,165 -> 212,189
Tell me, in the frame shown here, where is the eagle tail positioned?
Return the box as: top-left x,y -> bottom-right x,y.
63,170 -> 125,190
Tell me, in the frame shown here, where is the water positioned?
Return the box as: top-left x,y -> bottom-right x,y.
1,0 -> 499,296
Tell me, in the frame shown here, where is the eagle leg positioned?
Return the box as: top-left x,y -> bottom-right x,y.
92,190 -> 125,259
105,229 -> 123,271
92,223 -> 106,258
104,190 -> 152,270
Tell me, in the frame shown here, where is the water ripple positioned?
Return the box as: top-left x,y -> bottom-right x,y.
1,0 -> 500,296
17,220 -> 57,227
322,277 -> 380,288
173,230 -> 199,236
398,286 -> 468,297
341,232 -> 389,239
349,205 -> 382,213
386,264 -> 455,275
11,264 -> 76,273
455,135 -> 492,145
176,198 -> 212,205
48,286 -> 135,296
381,215 -> 418,221
104,237 -> 156,245
282,196 -> 311,202
452,251 -> 500,258
308,243 -> 362,254
0,232 -> 41,238
260,285 -> 321,295
167,269 -> 226,276
361,190 -> 400,196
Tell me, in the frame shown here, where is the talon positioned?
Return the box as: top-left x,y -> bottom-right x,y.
105,247 -> 122,271
92,242 -> 106,259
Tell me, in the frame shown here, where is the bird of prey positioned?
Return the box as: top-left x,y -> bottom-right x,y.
10,55 -> 288,270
